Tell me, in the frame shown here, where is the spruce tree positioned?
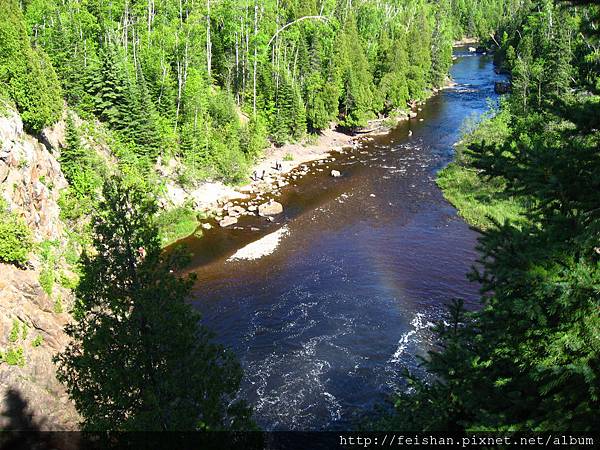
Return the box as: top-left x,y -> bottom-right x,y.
335,15 -> 374,128
91,44 -> 128,128
55,175 -> 255,431
382,0 -> 600,432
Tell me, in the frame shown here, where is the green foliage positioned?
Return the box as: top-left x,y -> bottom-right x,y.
55,175 -> 255,431
0,0 -> 62,131
39,267 -> 55,296
19,0 -> 468,183
31,335 -> 43,348
59,271 -> 78,290
335,15 -> 374,128
53,295 -> 63,314
0,200 -> 33,266
437,109 -> 527,230
1,347 -> 25,367
438,161 -> 527,230
386,0 -> 600,432
156,206 -> 200,247
9,320 -> 20,343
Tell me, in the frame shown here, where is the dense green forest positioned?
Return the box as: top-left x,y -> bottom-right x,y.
1,0 -> 598,436
3,0 -> 519,187
389,0 -> 600,432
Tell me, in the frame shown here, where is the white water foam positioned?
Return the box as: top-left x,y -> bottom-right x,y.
389,313 -> 435,364
227,226 -> 289,261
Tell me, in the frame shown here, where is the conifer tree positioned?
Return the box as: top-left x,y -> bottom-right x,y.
91,44 -> 128,128
382,0 -> 600,433
55,175 -> 255,431
60,113 -> 87,184
335,15 -> 374,128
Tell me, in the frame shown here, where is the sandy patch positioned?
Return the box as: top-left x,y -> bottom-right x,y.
227,226 -> 290,261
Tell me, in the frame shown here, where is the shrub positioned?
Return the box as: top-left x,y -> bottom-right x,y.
9,319 -> 20,343
39,267 -> 55,296
53,295 -> 64,314
0,202 -> 33,266
59,271 -> 78,290
32,335 -> 43,347
1,347 -> 25,367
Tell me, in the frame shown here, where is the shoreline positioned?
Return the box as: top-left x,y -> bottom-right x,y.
163,78 -> 457,246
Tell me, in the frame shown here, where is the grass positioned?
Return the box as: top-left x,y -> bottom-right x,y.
156,206 -> 201,247
437,107 -> 528,231
437,162 -> 527,230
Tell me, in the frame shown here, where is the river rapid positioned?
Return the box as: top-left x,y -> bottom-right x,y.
178,48 -> 505,430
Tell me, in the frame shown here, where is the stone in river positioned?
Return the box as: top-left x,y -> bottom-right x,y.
229,205 -> 246,216
258,200 -> 283,216
330,170 -> 341,177
201,223 -> 212,230
219,216 -> 238,227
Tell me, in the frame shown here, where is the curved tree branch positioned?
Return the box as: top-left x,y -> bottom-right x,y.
267,15 -> 330,48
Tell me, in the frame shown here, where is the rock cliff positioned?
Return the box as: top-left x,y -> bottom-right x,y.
0,107 -> 78,429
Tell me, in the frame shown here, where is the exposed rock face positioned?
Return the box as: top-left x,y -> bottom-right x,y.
0,109 -> 67,242
258,200 -> 283,216
0,264 -> 79,430
0,109 -> 78,429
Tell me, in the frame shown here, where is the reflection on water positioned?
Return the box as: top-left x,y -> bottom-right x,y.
180,49 -> 506,430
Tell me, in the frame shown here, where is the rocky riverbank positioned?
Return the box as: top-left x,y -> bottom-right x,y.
165,85 -> 455,238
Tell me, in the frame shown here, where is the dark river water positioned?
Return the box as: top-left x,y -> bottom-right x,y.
179,49 -> 504,430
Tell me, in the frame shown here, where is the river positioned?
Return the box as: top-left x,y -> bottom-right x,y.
178,48 -> 504,430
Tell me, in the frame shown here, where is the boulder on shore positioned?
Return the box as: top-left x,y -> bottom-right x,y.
258,200 -> 283,216
229,205 -> 246,217
219,216 -> 238,227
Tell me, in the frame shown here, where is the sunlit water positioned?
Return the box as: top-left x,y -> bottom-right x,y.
178,49 -> 505,430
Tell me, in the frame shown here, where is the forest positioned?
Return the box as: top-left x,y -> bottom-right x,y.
0,0 -> 598,441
